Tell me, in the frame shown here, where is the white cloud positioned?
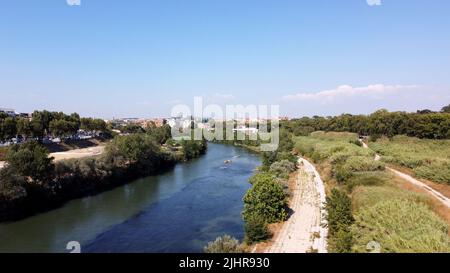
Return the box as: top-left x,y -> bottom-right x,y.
279,84 -> 450,117
67,0 -> 81,6
367,0 -> 382,6
281,84 -> 419,102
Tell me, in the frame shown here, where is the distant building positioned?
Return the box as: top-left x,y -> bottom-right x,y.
0,108 -> 18,117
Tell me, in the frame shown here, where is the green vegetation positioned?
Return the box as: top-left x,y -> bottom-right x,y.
243,177 -> 287,224
204,235 -> 246,253
0,129 -> 207,221
294,131 -> 450,253
352,199 -> 450,253
6,141 -> 54,183
294,132 -> 381,184
244,213 -> 271,243
325,189 -> 354,253
282,108 -> 450,139
236,126 -> 296,244
0,110 -> 109,142
369,135 -> 450,184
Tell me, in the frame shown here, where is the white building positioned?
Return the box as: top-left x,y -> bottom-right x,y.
0,108 -> 17,117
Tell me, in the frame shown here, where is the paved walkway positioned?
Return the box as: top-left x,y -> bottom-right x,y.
266,158 -> 327,253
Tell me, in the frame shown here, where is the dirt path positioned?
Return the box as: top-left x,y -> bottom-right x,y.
360,140 -> 450,209
266,158 -> 327,253
50,146 -> 105,161
0,146 -> 105,170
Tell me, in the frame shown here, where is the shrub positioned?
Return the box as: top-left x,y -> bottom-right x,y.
325,189 -> 354,236
333,167 -> 353,183
248,172 -> 276,185
344,171 -> 388,192
243,176 -> 287,223
5,140 -> 54,182
244,213 -> 271,243
351,199 -> 450,253
329,228 -> 353,253
0,167 -> 27,202
269,160 -> 296,179
204,235 -> 246,253
341,156 -> 385,172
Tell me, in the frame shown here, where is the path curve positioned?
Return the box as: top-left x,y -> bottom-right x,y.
266,157 -> 328,253
360,140 -> 450,209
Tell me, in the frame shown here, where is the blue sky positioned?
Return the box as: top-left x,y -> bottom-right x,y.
1,0 -> 449,118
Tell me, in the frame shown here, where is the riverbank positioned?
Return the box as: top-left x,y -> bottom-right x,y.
253,157 -> 327,253
0,143 -> 258,253
0,135 -> 207,223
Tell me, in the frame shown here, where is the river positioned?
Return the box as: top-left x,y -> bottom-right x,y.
0,144 -> 260,253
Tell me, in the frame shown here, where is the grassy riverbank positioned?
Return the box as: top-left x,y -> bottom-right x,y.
294,132 -> 450,253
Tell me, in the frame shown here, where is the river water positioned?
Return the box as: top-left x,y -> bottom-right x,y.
0,144 -> 260,253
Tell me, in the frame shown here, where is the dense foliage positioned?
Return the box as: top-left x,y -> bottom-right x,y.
243,176 -> 287,224
351,199 -> 450,253
5,141 -> 55,183
0,129 -> 207,221
325,189 -> 354,253
244,212 -> 271,243
0,110 -> 108,141
282,108 -> 450,139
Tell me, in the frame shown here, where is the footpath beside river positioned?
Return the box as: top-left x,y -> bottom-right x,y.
266,157 -> 328,253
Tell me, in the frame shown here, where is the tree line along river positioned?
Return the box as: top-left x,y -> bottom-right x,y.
0,143 -> 260,253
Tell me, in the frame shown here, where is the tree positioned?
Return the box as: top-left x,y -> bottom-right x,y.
1,117 -> 17,140
244,213 -> 271,243
5,141 -> 54,182
16,118 -> 32,139
442,104 -> 450,113
243,175 -> 287,223
204,235 -> 246,253
49,119 -> 77,138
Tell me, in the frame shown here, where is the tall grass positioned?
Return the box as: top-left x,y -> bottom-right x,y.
369,135 -> 450,184
351,199 -> 450,253
295,131 -> 450,253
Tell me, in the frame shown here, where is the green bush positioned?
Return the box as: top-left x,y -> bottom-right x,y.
204,235 -> 246,253
351,199 -> 450,253
325,189 -> 354,236
344,171 -> 388,192
0,167 -> 27,202
341,156 -> 385,172
329,228 -> 353,253
5,140 -> 54,182
244,213 -> 271,243
243,176 -> 287,223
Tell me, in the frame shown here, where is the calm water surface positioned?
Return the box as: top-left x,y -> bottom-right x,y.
0,144 -> 260,253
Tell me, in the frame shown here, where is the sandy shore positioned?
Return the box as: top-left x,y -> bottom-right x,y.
265,158 -> 328,253
50,146 -> 105,161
